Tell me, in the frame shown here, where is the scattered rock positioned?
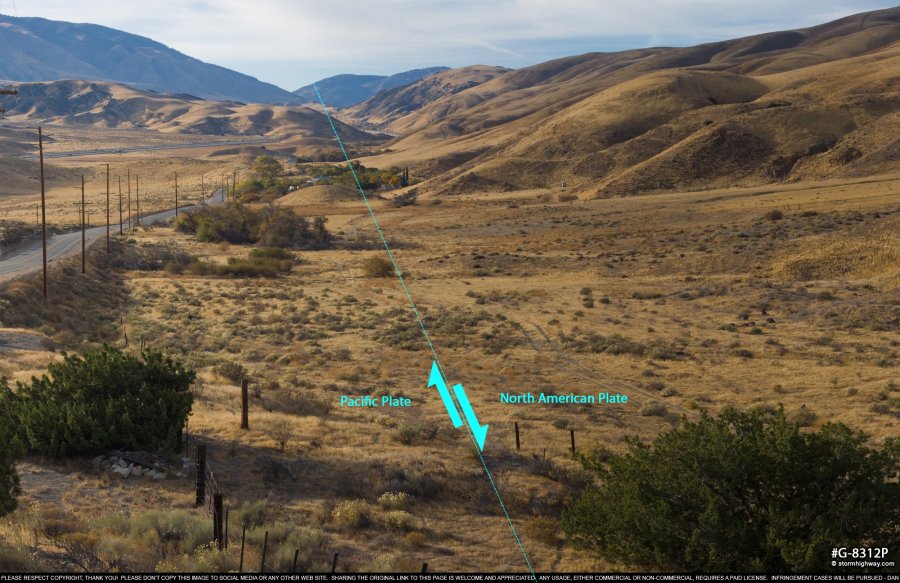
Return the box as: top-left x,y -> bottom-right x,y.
92,451 -> 182,481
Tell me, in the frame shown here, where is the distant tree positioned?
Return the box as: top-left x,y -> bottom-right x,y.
5,346 -> 195,456
0,379 -> 22,517
563,406 -> 900,572
400,166 -> 410,188
252,155 -> 284,187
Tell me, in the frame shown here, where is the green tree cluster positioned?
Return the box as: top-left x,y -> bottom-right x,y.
174,203 -> 330,249
0,379 -> 22,518
252,154 -> 284,187
1,346 -> 194,457
563,406 -> 899,572
301,162 -> 409,190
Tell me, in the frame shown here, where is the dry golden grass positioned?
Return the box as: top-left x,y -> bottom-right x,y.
3,166 -> 898,572
774,229 -> 900,283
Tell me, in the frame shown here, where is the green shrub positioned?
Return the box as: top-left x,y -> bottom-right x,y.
4,346 -> 194,456
362,256 -> 394,278
332,499 -> 370,530
128,510 -> 212,558
250,247 -> 294,261
562,406 -> 900,572
158,546 -> 238,573
382,511 -> 415,532
639,401 -> 668,417
377,491 -> 411,511
0,379 -> 21,518
393,424 -> 421,445
234,501 -> 268,528
215,361 -> 247,384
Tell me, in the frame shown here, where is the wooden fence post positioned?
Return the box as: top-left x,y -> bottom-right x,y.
260,530 -> 268,574
213,494 -> 224,550
331,552 -> 339,573
239,525 -> 246,572
422,562 -> 429,573
241,378 -> 249,430
224,509 -> 229,549
570,429 -> 576,453
195,444 -> 206,507
514,422 -> 520,451
292,549 -> 299,573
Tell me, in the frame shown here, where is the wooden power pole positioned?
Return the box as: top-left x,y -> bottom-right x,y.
105,164 -> 110,253
118,176 -> 123,235
81,175 -> 86,274
127,170 -> 132,233
38,126 -> 47,299
135,175 -> 140,227
174,172 -> 179,217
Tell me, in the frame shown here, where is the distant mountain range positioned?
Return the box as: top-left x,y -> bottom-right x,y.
0,14 -> 302,104
292,67 -> 450,107
3,79 -> 379,143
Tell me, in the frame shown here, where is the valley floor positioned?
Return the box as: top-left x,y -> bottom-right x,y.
2,173 -> 898,572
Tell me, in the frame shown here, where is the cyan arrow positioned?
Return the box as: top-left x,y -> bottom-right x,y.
428,361 -> 463,428
452,383 -> 489,451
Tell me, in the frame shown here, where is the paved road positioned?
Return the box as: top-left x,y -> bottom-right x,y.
0,189 -> 226,282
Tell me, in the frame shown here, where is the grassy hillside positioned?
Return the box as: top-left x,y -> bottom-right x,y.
353,7 -> 900,199
342,66 -> 511,129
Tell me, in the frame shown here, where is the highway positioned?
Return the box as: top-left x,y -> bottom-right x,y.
0,189 -> 226,282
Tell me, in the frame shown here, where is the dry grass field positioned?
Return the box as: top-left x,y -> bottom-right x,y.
2,161 -> 897,571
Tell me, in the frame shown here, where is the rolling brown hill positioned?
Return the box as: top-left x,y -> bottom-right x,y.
2,80 -> 381,145
355,7 -> 900,199
341,65 -> 511,129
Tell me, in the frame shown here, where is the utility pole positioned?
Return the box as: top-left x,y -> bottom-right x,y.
233,168 -> 237,199
127,170 -> 132,233
118,176 -> 123,235
135,175 -> 140,227
39,126 -> 48,299
174,172 -> 179,217
105,163 -> 110,253
81,175 -> 86,274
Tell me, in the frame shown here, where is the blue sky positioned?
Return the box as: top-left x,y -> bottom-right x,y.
5,0 -> 898,89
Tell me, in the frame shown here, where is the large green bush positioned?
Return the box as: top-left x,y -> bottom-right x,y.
0,379 -> 22,518
562,406 -> 900,572
174,202 -> 330,249
4,346 -> 194,456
